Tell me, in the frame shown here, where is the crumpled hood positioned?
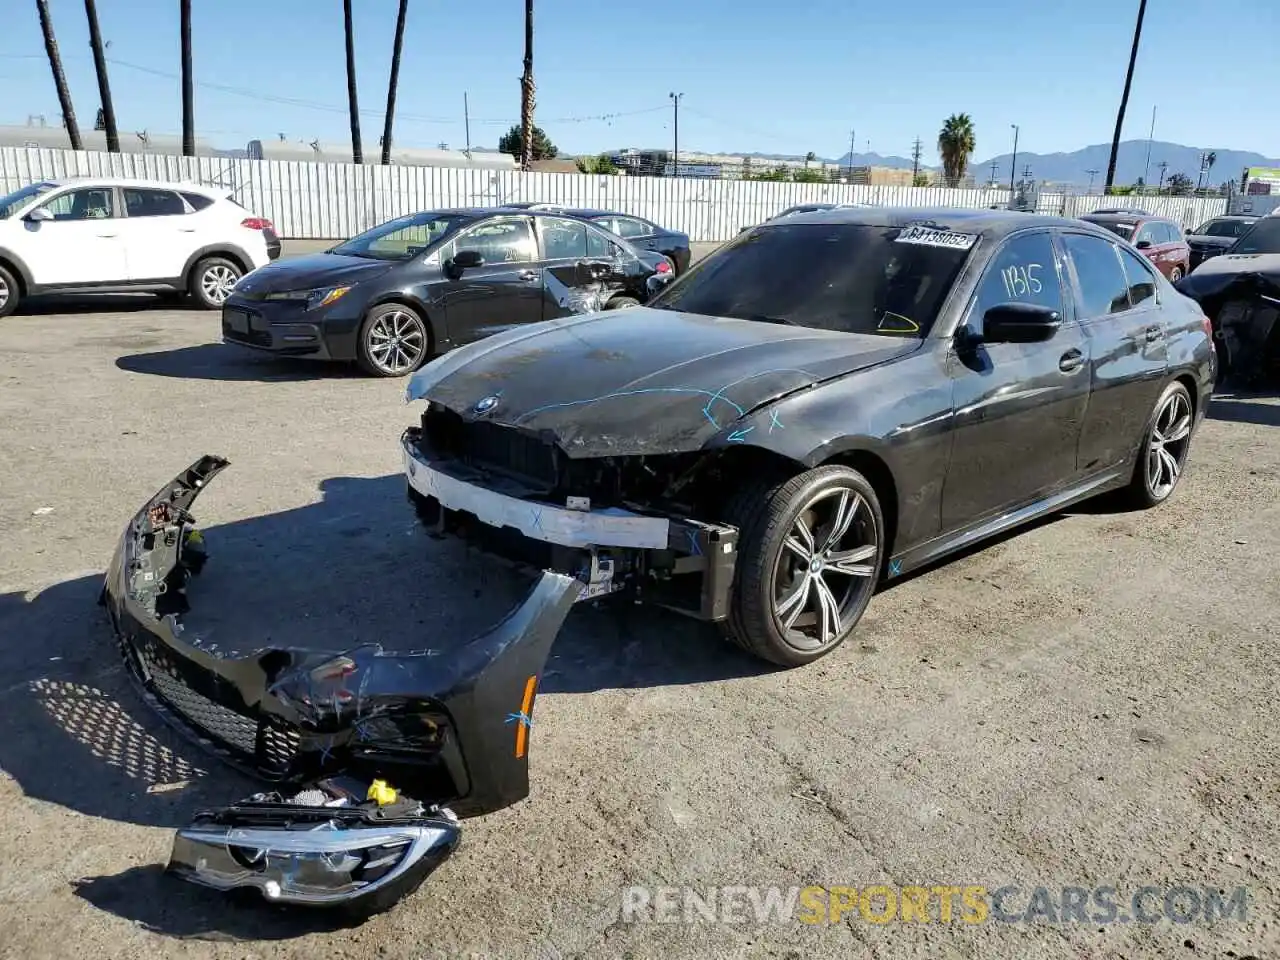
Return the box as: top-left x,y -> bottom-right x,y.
235,252 -> 395,295
1187,234 -> 1238,250
1178,252 -> 1280,301
406,307 -> 919,456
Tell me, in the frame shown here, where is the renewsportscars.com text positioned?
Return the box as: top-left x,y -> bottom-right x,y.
619,884 -> 1249,926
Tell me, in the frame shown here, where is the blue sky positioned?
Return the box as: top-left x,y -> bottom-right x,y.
3,0 -> 1277,163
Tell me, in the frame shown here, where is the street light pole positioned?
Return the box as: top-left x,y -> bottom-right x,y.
1009,124 -> 1019,195
668,92 -> 683,176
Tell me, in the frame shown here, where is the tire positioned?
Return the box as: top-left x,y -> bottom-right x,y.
1169,266 -> 1183,283
0,264 -> 19,318
356,303 -> 432,378
188,256 -> 243,310
1120,380 -> 1195,510
719,464 -> 885,667
605,295 -> 641,310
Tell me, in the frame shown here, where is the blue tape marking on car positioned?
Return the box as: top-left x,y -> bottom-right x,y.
726,427 -> 755,443
888,559 -> 902,577
513,387 -> 744,426
505,710 -> 533,730
769,410 -> 783,433
529,507 -> 544,532
700,367 -> 817,428
687,529 -> 703,556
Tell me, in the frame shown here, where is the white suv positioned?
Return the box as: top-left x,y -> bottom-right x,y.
0,176 -> 280,317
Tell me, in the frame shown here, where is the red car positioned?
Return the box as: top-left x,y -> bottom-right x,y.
1079,210 -> 1192,282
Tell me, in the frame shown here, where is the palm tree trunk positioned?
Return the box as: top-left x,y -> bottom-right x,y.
520,0 -> 535,170
83,0 -> 120,152
1104,0 -> 1147,192
35,0 -> 81,149
343,0 -> 363,163
381,0 -> 409,165
180,0 -> 194,156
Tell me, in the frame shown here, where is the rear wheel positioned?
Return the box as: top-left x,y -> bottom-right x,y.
356,303 -> 431,377
1121,380 -> 1194,509
605,295 -> 641,310
1169,266 -> 1184,283
0,264 -> 19,318
189,256 -> 243,309
720,465 -> 885,667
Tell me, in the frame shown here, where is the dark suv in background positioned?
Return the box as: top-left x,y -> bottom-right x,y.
1080,210 -> 1192,281
1185,215 -> 1259,269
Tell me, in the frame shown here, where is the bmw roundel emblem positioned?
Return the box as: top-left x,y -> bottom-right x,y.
474,394 -> 501,415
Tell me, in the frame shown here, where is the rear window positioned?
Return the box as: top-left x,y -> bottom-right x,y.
1085,218 -> 1136,240
1232,217 -> 1280,255
1198,218 -> 1253,238
648,221 -> 974,337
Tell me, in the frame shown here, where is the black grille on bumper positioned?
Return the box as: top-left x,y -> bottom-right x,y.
423,408 -> 560,486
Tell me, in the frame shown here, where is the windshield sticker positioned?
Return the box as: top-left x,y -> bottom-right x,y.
877,312 -> 921,334
895,226 -> 978,250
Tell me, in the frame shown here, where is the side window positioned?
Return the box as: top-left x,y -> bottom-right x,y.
968,232 -> 1063,328
1118,246 -> 1157,307
180,191 -> 214,211
40,187 -> 115,220
539,216 -> 588,260
614,217 -> 650,239
1063,233 -> 1132,318
585,224 -> 621,259
123,188 -> 188,218
453,219 -> 536,264
1133,222 -> 1157,247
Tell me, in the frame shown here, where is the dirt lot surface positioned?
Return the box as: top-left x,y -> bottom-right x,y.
1,272 -> 1278,960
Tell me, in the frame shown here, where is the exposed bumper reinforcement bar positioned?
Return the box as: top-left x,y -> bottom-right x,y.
100,455 -> 588,910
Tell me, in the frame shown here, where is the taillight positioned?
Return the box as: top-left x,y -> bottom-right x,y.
655,260 -> 671,274
241,217 -> 274,232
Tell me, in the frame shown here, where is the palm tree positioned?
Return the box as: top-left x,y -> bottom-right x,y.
83,0 -> 120,151
381,0 -> 409,165
179,0 -> 194,156
343,0 -> 363,163
937,114 -> 976,187
519,0 -> 535,170
35,0 -> 82,149
1105,0 -> 1147,192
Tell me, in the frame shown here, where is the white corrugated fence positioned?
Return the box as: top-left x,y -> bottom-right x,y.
1,146 -> 1229,242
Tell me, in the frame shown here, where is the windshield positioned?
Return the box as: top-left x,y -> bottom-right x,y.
1230,217 -> 1280,255
1197,218 -> 1253,238
330,211 -> 472,260
1086,219 -> 1135,240
648,221 -> 975,337
0,181 -> 57,219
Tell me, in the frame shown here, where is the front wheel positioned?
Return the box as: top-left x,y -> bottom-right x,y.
605,295 -> 641,310
1169,266 -> 1184,283
720,465 -> 885,667
0,264 -> 19,318
189,257 -> 243,309
356,303 -> 431,377
1121,380 -> 1194,509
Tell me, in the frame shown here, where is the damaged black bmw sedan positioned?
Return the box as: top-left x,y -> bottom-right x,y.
403,206 -> 1216,667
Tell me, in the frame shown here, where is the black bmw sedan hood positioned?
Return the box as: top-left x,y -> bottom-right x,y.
405,307 -> 919,456
236,252 -> 396,294
1178,252 -> 1280,301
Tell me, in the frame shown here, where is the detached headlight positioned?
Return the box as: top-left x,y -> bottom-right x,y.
265,286 -> 352,310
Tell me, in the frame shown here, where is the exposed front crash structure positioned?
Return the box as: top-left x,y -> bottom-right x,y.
100,455 -> 587,912
1177,256 -> 1280,386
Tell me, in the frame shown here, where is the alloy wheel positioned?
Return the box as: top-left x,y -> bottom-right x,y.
201,265 -> 240,305
0,275 -> 9,310
1147,389 -> 1192,499
367,310 -> 427,375
770,486 -> 878,652
1170,267 -> 1183,283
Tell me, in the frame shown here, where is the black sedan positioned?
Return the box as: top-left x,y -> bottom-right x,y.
402,206 -> 1216,667
1186,214 -> 1259,269
541,208 -> 692,274
220,208 -> 671,377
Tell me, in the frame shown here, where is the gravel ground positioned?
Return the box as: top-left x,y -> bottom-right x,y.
0,258 -> 1278,960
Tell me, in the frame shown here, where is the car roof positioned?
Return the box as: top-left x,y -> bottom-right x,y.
764,204 -> 1105,242
41,175 -> 230,194
1080,211 -> 1171,225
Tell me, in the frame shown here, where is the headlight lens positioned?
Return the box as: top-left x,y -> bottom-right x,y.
265,286 -> 352,310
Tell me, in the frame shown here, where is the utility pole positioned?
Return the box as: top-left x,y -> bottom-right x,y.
83,0 -> 119,152
1106,0 -> 1148,192
1157,160 -> 1168,191
1141,104 -> 1156,192
464,92 -> 471,155
668,92 -> 683,176
911,137 -> 922,181
988,159 -> 998,186
179,0 -> 194,156
381,0 -> 409,165
1022,164 -> 1032,180
1086,168 -> 1099,192
1009,124 -> 1019,194
35,0 -> 81,150
847,129 -> 855,178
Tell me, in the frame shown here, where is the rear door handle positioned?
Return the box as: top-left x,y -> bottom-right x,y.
517,270 -> 539,281
1144,325 -> 1161,342
1059,349 -> 1085,373
97,233 -> 118,238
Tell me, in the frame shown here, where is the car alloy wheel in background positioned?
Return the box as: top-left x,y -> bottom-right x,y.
1169,267 -> 1183,283
359,305 -> 429,377
0,268 -> 13,318
191,257 -> 244,309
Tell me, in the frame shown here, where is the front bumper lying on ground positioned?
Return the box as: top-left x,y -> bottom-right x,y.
100,455 -> 586,909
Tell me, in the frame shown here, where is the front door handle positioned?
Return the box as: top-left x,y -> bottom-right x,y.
97,233 -> 118,238
1059,349 -> 1085,373
1144,325 -> 1161,342
517,270 -> 539,282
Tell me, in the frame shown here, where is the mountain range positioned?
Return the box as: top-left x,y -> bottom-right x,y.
832,140 -> 1280,188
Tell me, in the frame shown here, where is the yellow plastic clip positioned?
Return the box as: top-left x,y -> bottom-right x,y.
367,779 -> 398,806
185,528 -> 204,545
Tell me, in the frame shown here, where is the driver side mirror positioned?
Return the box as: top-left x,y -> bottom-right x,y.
979,302 -> 1061,344
1135,239 -> 1152,250
445,248 -> 484,279
24,207 -> 53,223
